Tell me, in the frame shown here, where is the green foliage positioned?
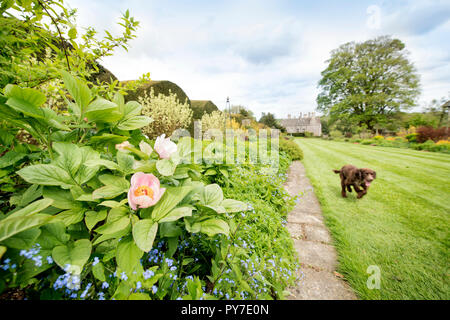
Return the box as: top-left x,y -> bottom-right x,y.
329,129 -> 344,140
317,36 -> 420,130
138,88 -> 192,139
190,100 -> 219,120
279,139 -> 303,161
259,112 -> 286,132
0,0 -> 140,88
405,133 -> 418,142
124,80 -> 191,107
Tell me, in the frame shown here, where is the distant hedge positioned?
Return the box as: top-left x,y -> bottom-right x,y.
122,80 -> 191,106
87,63 -> 117,84
190,100 -> 219,119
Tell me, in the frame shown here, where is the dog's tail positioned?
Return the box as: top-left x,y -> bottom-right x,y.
332,169 -> 341,174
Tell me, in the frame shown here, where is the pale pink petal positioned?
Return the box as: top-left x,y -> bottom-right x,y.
133,195 -> 155,209
128,189 -> 137,210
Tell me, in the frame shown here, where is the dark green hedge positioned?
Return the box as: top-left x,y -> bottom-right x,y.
122,80 -> 191,106
190,100 -> 219,119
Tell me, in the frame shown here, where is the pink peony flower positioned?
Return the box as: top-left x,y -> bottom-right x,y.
154,134 -> 177,159
128,172 -> 165,210
115,141 -> 132,152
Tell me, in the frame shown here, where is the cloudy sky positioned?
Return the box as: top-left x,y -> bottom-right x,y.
69,0 -> 450,118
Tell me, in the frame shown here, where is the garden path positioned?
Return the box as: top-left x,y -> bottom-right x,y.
284,161 -> 357,300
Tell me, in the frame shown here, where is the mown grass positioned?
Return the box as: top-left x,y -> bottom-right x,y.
294,138 -> 450,300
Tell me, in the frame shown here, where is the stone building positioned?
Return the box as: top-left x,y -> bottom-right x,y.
278,112 -> 322,136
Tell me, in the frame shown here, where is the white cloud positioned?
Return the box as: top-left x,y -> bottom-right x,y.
69,0 -> 450,118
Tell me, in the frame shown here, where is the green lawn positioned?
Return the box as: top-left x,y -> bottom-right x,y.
294,138 -> 450,300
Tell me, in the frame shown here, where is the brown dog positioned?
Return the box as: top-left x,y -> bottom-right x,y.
333,165 -> 376,199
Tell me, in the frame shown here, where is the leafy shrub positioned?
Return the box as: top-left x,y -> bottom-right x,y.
405,133 -> 419,142
124,80 -> 191,107
138,88 -> 193,139
304,132 -> 314,138
360,139 -> 374,145
201,111 -> 227,133
0,73 -> 302,300
279,139 -> 303,161
373,135 -> 384,140
329,130 -> 344,140
0,74 -> 256,300
412,139 -> 435,150
416,126 -> 448,143
190,100 -> 219,120
220,160 -> 300,298
436,140 -> 450,146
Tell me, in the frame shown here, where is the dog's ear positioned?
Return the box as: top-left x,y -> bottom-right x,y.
357,169 -> 363,180
373,170 -> 376,179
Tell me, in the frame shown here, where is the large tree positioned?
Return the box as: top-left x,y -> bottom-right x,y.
317,36 -> 420,130
259,112 -> 286,132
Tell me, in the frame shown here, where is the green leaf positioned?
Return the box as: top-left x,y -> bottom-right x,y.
85,98 -> 121,122
55,209 -> 85,226
19,185 -> 43,207
183,217 -> 201,234
117,151 -> 135,174
198,184 -> 223,207
17,164 -> 74,189
156,159 -> 176,176
4,198 -> 53,220
0,246 -> 6,259
52,239 -> 92,275
84,159 -> 120,171
159,222 -> 182,238
122,101 -> 142,120
84,210 -> 107,231
60,70 -> 92,115
92,174 -> 130,199
90,134 -> 128,146
221,199 -> 247,213
74,146 -> 101,185
68,27 -> 77,39
0,151 -> 27,169
53,142 -> 83,177
95,207 -> 130,235
37,222 -> 70,249
0,214 -> 53,242
151,186 -> 192,221
128,293 -> 151,300
167,236 -> 178,257
116,236 -> 143,274
92,261 -> 106,281
204,169 -> 217,176
98,199 -> 128,208
1,228 -> 41,249
93,223 -> 130,246
132,219 -> 158,252
158,207 -> 192,223
43,187 -> 82,210
199,218 -> 229,237
4,84 -> 46,118
117,116 -> 152,130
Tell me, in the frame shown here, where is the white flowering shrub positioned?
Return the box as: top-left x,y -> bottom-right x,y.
138,88 -> 193,139
201,110 -> 227,132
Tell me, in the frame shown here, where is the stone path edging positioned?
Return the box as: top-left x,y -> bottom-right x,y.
284,161 -> 357,300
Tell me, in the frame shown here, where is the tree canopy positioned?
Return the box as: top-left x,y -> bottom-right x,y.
316,36 -> 420,130
259,112 -> 286,132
